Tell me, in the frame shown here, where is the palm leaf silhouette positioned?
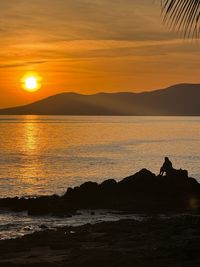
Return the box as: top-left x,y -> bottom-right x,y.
161,0 -> 200,38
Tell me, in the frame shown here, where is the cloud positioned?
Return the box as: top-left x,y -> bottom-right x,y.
0,0 -> 175,42
0,0 -> 199,101
0,0 -> 181,66
0,61 -> 47,69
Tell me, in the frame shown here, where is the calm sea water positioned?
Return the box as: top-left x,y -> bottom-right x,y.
0,116 -> 200,198
0,115 -> 200,239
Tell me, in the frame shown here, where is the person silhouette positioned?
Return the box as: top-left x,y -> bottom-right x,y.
160,157 -> 173,176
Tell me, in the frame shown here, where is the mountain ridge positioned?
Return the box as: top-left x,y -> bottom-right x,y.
0,83 -> 200,116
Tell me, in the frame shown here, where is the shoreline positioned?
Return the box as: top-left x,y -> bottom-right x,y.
1,215 -> 200,266
0,209 -> 147,241
1,167 -> 200,265
1,168 -> 200,216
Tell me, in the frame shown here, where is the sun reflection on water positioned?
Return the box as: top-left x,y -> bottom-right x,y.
18,117 -> 44,196
0,116 -> 200,198
24,121 -> 38,153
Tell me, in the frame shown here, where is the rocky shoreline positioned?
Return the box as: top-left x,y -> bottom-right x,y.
1,215 -> 200,266
1,168 -> 200,266
0,168 -> 200,215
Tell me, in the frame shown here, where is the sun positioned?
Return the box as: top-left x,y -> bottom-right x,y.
25,77 -> 37,90
21,72 -> 42,92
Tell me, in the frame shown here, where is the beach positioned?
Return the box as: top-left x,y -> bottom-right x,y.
1,215 -> 200,267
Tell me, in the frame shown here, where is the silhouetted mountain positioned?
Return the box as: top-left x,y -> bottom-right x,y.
0,83 -> 200,115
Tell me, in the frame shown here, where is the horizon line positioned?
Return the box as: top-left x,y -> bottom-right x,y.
1,82 -> 200,110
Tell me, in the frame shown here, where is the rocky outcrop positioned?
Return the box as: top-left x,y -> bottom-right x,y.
63,168 -> 200,212
0,169 -> 200,215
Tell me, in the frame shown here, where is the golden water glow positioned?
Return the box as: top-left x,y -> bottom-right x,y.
18,118 -> 42,195
21,72 -> 42,92
24,120 -> 38,152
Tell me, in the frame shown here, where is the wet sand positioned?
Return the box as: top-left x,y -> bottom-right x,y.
1,215 -> 200,267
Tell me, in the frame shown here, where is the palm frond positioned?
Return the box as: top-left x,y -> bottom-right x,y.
161,0 -> 200,38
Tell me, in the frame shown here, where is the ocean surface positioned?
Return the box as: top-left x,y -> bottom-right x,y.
0,115 -> 200,239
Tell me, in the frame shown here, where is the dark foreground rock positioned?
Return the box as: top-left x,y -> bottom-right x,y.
1,216 -> 200,267
0,169 -> 200,215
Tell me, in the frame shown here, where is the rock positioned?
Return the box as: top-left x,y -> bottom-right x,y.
39,224 -> 48,229
100,179 -> 117,189
0,168 -> 200,214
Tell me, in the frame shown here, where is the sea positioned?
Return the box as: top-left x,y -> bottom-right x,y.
0,115 -> 200,239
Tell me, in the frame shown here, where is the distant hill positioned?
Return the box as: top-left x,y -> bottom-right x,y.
0,84 -> 200,115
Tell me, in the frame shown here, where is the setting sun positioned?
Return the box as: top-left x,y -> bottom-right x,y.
25,77 -> 37,90
21,73 -> 42,92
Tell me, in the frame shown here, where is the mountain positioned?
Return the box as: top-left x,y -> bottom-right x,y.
0,83 -> 200,115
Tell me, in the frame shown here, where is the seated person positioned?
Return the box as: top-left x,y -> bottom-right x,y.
160,157 -> 173,176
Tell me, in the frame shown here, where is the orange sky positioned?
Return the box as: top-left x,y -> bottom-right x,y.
0,0 -> 199,108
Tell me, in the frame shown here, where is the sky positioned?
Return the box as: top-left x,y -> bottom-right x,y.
0,0 -> 200,108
